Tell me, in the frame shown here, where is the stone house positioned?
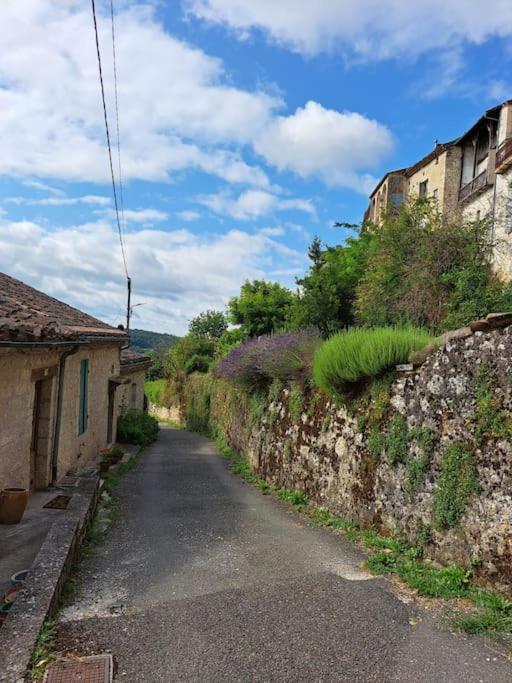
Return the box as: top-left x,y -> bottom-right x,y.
0,272 -> 131,491
117,349 -> 152,415
366,99 -> 512,279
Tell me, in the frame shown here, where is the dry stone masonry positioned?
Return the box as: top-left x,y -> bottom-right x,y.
205,318 -> 512,593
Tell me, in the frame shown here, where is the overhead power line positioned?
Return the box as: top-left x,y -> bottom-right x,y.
90,0 -> 129,282
110,0 -> 127,245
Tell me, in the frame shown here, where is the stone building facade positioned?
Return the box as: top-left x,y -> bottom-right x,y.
116,349 -> 152,416
366,100 -> 512,280
0,272 -> 130,491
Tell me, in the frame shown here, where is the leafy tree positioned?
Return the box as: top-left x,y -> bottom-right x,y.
167,334 -> 216,377
189,310 -> 228,339
228,280 -> 295,337
289,233 -> 375,337
145,349 -> 165,381
355,198 -> 511,331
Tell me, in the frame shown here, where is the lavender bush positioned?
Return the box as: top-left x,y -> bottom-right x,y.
215,330 -> 321,392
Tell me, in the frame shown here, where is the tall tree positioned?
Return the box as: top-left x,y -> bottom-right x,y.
189,310 -> 228,339
228,280 -> 295,338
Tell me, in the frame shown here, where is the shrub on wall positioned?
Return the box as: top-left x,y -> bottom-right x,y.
215,329 -> 321,393
313,326 -> 432,398
117,409 -> 159,446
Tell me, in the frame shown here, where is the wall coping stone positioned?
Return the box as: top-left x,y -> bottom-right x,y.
0,475 -> 100,683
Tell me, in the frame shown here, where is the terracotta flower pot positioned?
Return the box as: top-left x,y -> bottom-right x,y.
0,488 -> 28,524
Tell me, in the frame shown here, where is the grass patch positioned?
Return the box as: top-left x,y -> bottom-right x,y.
313,326 -> 432,398
216,439 -> 269,493
367,553 -> 471,598
432,441 -> 478,529
277,488 -> 308,510
30,620 -> 58,680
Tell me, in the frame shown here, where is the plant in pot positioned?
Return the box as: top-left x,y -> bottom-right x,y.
99,451 -> 111,474
109,445 -> 124,464
0,488 -> 29,525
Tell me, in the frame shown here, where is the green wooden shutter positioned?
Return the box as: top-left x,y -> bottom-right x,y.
78,359 -> 89,435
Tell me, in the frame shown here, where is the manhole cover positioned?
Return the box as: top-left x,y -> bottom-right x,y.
43,654 -> 112,682
43,495 -> 71,510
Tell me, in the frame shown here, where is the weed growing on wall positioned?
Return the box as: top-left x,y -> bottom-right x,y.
433,441 -> 478,529
404,427 -> 434,493
386,414 -> 409,465
474,364 -> 512,443
248,391 -> 267,430
288,384 -> 304,421
283,440 -> 292,461
367,427 -> 385,461
268,377 -> 284,403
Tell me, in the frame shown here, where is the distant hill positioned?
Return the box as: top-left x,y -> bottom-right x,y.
130,328 -> 180,352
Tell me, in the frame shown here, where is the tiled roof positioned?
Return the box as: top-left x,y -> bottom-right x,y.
120,349 -> 152,370
0,272 -> 127,343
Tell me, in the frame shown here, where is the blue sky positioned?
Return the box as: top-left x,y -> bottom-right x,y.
1,1 -> 511,333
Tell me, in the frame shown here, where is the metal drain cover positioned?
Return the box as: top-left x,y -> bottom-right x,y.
43,654 -> 112,682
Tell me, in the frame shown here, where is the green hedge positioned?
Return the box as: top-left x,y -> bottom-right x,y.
313,326 -> 433,398
117,409 -> 159,446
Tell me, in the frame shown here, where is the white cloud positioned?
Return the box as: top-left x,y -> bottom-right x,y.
260,226 -> 284,237
185,0 -> 512,59
0,0 -> 279,185
6,195 -> 111,207
20,180 -> 65,196
255,101 -> 392,192
0,215 -> 298,334
102,208 -> 168,224
177,210 -> 200,222
199,189 -> 316,220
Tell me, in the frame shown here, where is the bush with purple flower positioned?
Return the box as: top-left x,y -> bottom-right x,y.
215,329 -> 321,393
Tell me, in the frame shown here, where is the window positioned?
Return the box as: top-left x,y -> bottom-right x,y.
433,188 -> 438,200
78,359 -> 89,435
131,383 -> 137,409
419,180 -> 428,197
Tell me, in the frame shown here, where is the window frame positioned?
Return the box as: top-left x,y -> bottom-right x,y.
78,358 -> 89,435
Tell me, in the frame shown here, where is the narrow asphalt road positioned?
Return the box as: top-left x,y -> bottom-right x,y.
58,427 -> 512,682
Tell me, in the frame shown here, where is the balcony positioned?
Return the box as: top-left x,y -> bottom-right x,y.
496,138 -> 512,174
458,170 -> 491,203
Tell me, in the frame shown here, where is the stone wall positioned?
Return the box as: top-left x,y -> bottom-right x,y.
116,368 -> 147,415
190,322 -> 512,592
